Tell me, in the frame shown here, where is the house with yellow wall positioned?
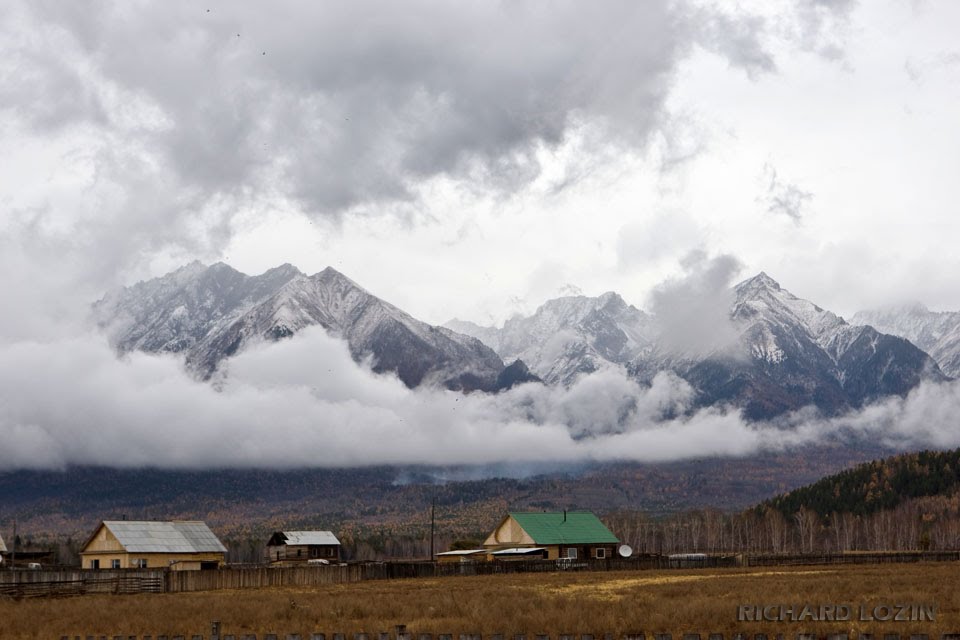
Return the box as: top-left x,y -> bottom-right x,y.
80,520 -> 226,570
483,511 -> 619,561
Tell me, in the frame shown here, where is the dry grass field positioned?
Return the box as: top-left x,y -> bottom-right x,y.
2,563 -> 959,639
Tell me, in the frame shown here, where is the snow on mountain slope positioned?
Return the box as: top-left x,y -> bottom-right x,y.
94,263 -> 509,391
448,272 -> 946,419
853,305 -> 960,378
677,272 -> 949,418
95,263 -> 946,420
447,292 -> 654,385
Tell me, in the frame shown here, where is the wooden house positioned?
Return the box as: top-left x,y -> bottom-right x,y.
80,521 -> 226,571
0,533 -> 5,565
483,511 -> 618,561
266,531 -> 341,565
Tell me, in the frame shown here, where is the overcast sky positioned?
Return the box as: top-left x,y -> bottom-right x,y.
3,0 -> 959,329
2,1 -> 960,469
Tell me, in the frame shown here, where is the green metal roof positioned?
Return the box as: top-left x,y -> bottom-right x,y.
509,511 -> 619,545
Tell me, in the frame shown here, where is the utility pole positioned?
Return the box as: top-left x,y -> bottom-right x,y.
429,496 -> 435,561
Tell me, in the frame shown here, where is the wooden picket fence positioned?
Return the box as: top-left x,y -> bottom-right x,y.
5,551 -> 960,599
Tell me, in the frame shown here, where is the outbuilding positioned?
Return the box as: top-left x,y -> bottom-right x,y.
483,511 -> 619,561
266,531 -> 341,565
80,520 -> 226,570
435,548 -> 490,563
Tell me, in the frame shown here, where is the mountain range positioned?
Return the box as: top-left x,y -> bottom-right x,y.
95,263 -> 953,420
93,261 -> 535,392
451,272 -> 947,419
853,305 -> 960,378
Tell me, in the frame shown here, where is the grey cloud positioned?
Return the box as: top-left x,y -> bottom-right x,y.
762,164 -> 812,223
792,0 -> 857,61
646,251 -> 743,357
11,1 -> 803,228
696,10 -> 777,78
0,0 -> 859,299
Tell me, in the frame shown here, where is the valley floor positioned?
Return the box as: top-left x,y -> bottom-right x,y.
2,563 -> 958,638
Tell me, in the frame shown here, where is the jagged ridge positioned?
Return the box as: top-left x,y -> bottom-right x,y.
94,262 -> 517,392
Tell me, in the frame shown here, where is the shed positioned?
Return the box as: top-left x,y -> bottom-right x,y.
266,531 -> 341,565
483,511 -> 619,561
80,520 -> 226,571
436,548 -> 490,563
490,547 -> 548,561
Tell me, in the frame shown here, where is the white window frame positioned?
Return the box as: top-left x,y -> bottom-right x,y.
133,558 -> 148,569
595,547 -> 606,559
565,547 -> 577,559
111,559 -> 121,569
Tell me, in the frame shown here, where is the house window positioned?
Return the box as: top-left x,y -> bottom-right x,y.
90,559 -> 100,569
111,559 -> 121,569
297,549 -> 302,557
134,558 -> 148,568
566,548 -> 577,559
595,548 -> 606,559
310,547 -> 319,558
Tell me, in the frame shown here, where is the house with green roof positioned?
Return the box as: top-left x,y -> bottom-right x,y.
482,511 -> 619,561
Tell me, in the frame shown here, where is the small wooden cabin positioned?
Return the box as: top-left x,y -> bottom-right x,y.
80,521 -> 226,571
266,531 -> 341,565
483,511 -> 618,561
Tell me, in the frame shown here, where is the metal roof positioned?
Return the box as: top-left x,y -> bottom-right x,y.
491,547 -> 547,555
278,531 -> 340,546
508,511 -> 619,545
101,521 -> 227,554
436,549 -> 488,556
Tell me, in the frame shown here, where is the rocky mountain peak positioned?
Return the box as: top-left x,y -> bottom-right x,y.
735,271 -> 782,297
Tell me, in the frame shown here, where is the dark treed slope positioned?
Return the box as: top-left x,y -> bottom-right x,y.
763,448 -> 960,517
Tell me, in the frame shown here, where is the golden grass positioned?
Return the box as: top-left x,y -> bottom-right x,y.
1,563 -> 958,639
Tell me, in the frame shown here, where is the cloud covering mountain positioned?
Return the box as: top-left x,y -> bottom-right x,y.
3,1 -> 960,472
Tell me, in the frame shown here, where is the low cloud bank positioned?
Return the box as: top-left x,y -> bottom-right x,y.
2,326 -> 958,471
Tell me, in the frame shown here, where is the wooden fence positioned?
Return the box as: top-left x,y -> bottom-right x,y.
4,551 -> 960,599
743,551 -> 960,567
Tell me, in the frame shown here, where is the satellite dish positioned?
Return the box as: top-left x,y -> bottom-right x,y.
618,544 -> 633,558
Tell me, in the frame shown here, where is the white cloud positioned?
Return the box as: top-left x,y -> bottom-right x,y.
2,1 -> 960,472
3,322 -> 960,471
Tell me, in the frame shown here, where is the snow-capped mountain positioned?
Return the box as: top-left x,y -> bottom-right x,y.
447,292 -> 655,385
676,273 -> 947,418
450,272 -> 946,418
94,262 -> 515,391
853,305 -> 960,378
95,263 -> 946,420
